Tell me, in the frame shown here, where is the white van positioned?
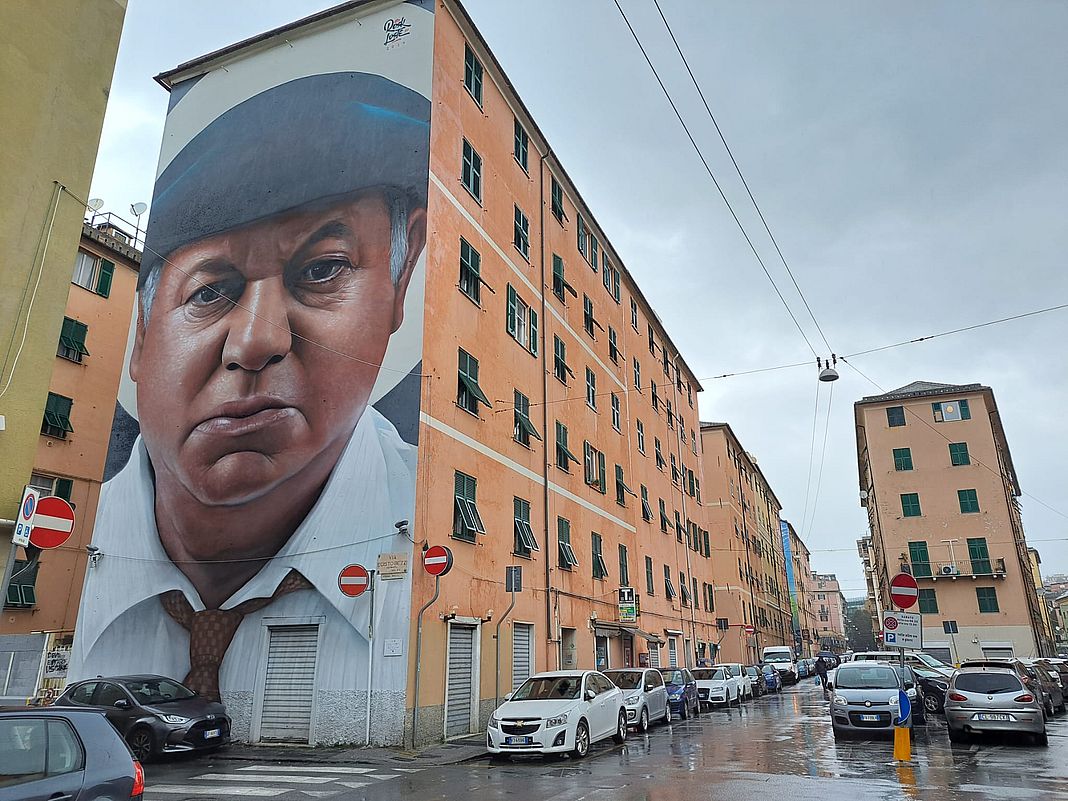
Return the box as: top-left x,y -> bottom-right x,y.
761,646 -> 799,684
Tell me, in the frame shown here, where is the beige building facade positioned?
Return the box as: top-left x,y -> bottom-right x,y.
813,573 -> 847,651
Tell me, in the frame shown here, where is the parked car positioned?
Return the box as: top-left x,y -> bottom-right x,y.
960,659 -> 1058,719
797,659 -> 811,679
1023,659 -> 1066,714
693,666 -> 740,709
487,670 -> 626,758
762,646 -> 799,684
830,662 -> 908,740
604,668 -> 670,731
659,668 -> 701,719
720,663 -> 752,700
0,706 -> 144,801
761,664 -> 783,693
54,675 -> 230,763
913,665 -> 951,714
890,664 -> 927,724
745,665 -> 767,698
944,666 -> 1046,746
852,651 -> 953,673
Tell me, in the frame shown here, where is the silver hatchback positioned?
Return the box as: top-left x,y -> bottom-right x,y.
830,663 -> 907,739
944,666 -> 1046,746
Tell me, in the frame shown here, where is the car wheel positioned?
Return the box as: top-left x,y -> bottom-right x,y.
947,726 -> 966,743
126,726 -> 155,763
1034,731 -> 1049,747
613,712 -> 628,744
638,707 -> 649,732
693,696 -> 701,717
664,704 -> 672,724
572,720 -> 590,759
923,694 -> 940,714
679,700 -> 689,720
832,727 -> 845,741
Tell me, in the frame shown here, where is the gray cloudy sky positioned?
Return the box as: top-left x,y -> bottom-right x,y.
89,1 -> 1068,596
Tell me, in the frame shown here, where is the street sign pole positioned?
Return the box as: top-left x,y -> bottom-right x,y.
411,545 -> 452,749
364,569 -> 376,746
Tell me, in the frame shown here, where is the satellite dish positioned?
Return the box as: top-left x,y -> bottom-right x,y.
87,198 -> 105,212
130,202 -> 148,216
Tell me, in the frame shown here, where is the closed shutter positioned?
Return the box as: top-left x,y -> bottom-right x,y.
648,647 -> 660,668
512,623 -> 532,690
668,638 -> 678,668
259,625 -> 319,742
981,646 -> 1014,659
445,624 -> 477,738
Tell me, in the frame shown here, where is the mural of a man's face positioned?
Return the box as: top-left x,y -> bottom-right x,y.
130,190 -> 426,507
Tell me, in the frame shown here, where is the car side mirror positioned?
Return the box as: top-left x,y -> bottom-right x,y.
114,698 -> 130,709
644,684 -> 655,692
585,689 -> 597,701
504,691 -> 514,701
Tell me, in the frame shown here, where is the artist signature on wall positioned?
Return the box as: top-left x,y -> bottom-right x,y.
384,17 -> 412,47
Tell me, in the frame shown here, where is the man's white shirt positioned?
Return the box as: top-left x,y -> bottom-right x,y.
69,407 -> 417,709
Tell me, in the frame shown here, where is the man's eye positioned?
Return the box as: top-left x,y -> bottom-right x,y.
299,258 -> 351,284
188,280 -> 240,307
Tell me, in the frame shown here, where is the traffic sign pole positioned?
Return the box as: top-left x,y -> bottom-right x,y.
365,569 -> 376,746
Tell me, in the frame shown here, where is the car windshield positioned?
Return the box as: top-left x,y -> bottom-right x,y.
834,666 -> 899,690
955,673 -> 1023,694
511,676 -> 581,701
763,653 -> 790,663
762,665 -> 777,674
660,670 -> 687,685
607,671 -> 643,690
746,667 -> 759,676
914,653 -> 951,669
692,668 -> 725,681
122,678 -> 195,705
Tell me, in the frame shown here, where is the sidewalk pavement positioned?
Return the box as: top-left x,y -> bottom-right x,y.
213,735 -> 487,767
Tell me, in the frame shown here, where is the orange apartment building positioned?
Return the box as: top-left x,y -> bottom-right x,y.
2,220 -> 140,694
789,523 -> 820,657
697,423 -> 792,665
812,573 -> 847,651
854,380 -> 1048,662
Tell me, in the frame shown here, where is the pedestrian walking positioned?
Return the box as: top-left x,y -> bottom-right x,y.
815,656 -> 830,699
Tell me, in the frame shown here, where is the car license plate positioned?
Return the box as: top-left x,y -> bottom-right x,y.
505,736 -> 533,745
204,728 -> 221,739
975,714 -> 1011,721
859,714 -> 881,722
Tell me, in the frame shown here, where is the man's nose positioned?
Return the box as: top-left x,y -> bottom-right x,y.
221,279 -> 293,372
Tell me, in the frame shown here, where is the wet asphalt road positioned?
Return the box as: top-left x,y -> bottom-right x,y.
144,681 -> 1068,800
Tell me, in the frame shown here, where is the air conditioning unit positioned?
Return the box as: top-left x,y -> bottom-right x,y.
940,564 -> 960,576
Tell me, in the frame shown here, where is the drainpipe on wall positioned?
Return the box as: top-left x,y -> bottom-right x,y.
538,149 -> 554,666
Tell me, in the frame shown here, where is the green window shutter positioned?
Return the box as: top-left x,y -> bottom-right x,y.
908,541 -> 931,577
58,317 -> 75,350
918,589 -> 938,614
893,448 -> 913,471
597,451 -> 606,494
949,442 -> 970,465
959,399 -> 971,420
967,537 -> 991,574
976,587 -> 999,613
529,308 -> 538,355
958,489 -> 980,514
72,320 -> 90,355
54,478 -> 74,501
506,285 -> 517,337
901,493 -> 921,517
95,259 -> 115,297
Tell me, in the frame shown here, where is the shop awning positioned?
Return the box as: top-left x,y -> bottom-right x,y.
663,628 -> 684,637
620,626 -> 664,646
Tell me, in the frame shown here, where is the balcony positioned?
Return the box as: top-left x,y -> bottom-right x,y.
910,557 -> 1008,581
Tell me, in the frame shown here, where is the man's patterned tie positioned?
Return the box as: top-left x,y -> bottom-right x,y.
160,570 -> 313,702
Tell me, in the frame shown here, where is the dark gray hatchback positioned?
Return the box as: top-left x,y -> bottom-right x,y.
0,707 -> 143,801
54,675 -> 230,762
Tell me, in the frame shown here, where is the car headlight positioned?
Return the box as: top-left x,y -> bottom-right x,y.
668,693 -> 681,701
833,696 -> 847,705
624,694 -> 640,705
159,714 -> 190,725
545,713 -> 568,728
488,714 -> 499,730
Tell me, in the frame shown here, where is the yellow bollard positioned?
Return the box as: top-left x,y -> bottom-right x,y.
893,724 -> 911,761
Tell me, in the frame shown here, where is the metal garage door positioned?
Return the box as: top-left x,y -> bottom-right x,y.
259,625 -> 319,743
512,623 -> 533,690
445,624 -> 477,738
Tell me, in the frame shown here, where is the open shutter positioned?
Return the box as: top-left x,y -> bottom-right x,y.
95,259 -> 115,298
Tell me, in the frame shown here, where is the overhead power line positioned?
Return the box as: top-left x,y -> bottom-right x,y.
612,0 -> 819,358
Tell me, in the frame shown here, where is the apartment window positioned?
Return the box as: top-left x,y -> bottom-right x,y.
967,537 -> 992,574
666,400 -> 674,429
636,420 -> 646,453
578,216 -> 599,270
648,325 -> 656,355
505,285 -> 538,355
630,299 -> 639,330
976,586 -> 999,613
550,177 -> 566,222
640,485 -> 652,521
591,533 -> 608,580
5,558 -> 38,608
72,250 -> 114,297
949,442 -> 970,466
658,499 -> 669,533
601,255 -> 620,302
553,336 -> 573,384
670,453 -> 679,485
513,117 -> 529,171
674,511 -> 684,543
513,205 -> 530,259
893,447 -> 913,471
582,295 -> 601,338
611,393 -> 621,431
618,544 -> 629,587
558,518 -> 579,570
614,464 -> 632,506
57,317 -> 90,363
655,438 -> 665,470
918,589 -> 939,614
555,421 -> 579,470
461,139 -> 482,202
633,358 -> 642,390
651,381 -> 660,411
702,529 -> 710,558
551,254 -> 576,304
453,471 -> 486,542
458,238 -> 482,304
585,368 -> 597,409
932,399 -> 971,422
900,493 -> 922,517
608,327 -> 620,363
513,390 -> 541,447
513,497 -> 539,556
583,441 -> 606,493
886,406 -> 906,427
645,556 -> 655,595
457,349 -> 491,414
28,472 -> 72,501
908,541 -> 932,578
664,565 -> 677,599
958,489 -> 980,514
41,393 -> 74,439
680,572 -> 691,607
463,44 -> 483,106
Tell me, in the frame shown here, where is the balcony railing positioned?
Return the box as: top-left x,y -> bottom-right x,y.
910,557 -> 1007,580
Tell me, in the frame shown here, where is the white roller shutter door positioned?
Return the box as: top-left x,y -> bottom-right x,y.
648,647 -> 660,668
512,623 -> 533,690
259,625 -> 319,742
445,624 -> 477,738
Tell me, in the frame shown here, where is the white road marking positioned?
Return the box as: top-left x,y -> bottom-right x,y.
196,774 -> 336,784
148,786 -> 287,797
237,765 -> 376,774
370,774 -> 401,780
338,782 -> 371,789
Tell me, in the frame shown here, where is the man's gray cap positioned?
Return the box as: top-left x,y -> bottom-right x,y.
141,71 -> 431,288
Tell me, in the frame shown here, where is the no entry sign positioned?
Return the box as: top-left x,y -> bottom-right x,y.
889,572 -> 919,610
744,625 -> 756,635
29,496 -> 76,549
338,564 -> 370,597
423,545 -> 453,577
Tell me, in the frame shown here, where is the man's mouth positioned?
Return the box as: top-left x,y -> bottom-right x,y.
195,397 -> 298,436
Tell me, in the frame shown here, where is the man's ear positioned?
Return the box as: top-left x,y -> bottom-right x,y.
129,301 -> 146,382
391,206 -> 427,333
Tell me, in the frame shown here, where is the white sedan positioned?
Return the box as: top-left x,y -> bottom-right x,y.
487,670 -> 627,758
693,666 -> 741,708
